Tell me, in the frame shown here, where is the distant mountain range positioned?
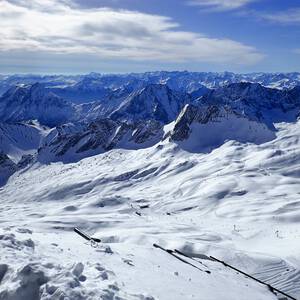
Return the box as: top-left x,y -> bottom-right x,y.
0,83 -> 77,126
1,71 -> 300,102
0,71 -> 300,183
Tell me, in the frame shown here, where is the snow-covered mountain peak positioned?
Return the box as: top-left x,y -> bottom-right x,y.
139,82 -> 169,93
1,72 -> 300,300
38,118 -> 163,163
1,84 -> 28,103
0,83 -> 76,126
169,103 -> 276,152
200,82 -> 300,126
203,82 -> 280,102
110,83 -> 191,124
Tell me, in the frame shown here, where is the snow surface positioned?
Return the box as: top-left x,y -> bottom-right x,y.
172,108 -> 276,153
0,121 -> 49,162
1,118 -> 300,299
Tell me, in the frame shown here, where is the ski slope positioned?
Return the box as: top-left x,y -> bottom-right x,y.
0,120 -> 300,299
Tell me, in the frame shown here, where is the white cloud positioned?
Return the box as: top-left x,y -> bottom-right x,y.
188,0 -> 258,11
0,0 -> 264,66
261,8 -> 300,24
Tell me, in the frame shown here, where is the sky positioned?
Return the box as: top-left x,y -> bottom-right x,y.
0,0 -> 300,74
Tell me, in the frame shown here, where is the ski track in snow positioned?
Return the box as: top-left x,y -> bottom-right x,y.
1,121 -> 300,299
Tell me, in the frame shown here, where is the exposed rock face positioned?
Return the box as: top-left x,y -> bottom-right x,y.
0,83 -> 76,126
0,153 -> 17,170
1,72 -> 300,99
169,103 -> 276,152
110,84 -> 191,124
77,119 -> 130,153
38,119 -> 163,162
0,152 -> 35,186
171,104 -> 234,141
289,86 -> 300,104
0,81 -> 299,164
0,83 -> 192,126
131,120 -> 163,144
0,152 -> 18,186
0,122 -> 44,162
200,83 -> 300,124
17,154 -> 34,169
190,86 -> 211,100
2,81 -> 299,130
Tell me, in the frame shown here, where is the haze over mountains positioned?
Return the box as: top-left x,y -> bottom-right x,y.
1,71 -> 300,300
1,71 -> 300,102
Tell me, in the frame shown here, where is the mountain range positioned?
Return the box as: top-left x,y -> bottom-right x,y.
0,71 -> 300,183
1,71 -> 300,300
1,71 -> 300,102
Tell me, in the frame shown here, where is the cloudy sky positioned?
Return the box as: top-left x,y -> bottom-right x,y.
0,0 -> 299,74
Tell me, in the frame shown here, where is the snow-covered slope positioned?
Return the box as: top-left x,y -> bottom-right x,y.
169,104 -> 276,152
0,83 -> 192,126
38,119 -> 163,163
1,82 -> 299,163
200,82 -> 300,126
1,81 -> 299,130
0,121 -> 48,186
110,84 -> 191,124
0,84 -> 77,126
201,82 -> 300,110
38,119 -> 163,162
0,121 -> 47,162
1,118 -> 300,299
1,74 -> 300,300
51,76 -> 113,104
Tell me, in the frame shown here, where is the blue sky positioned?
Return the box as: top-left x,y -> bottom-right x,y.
0,0 -> 299,74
